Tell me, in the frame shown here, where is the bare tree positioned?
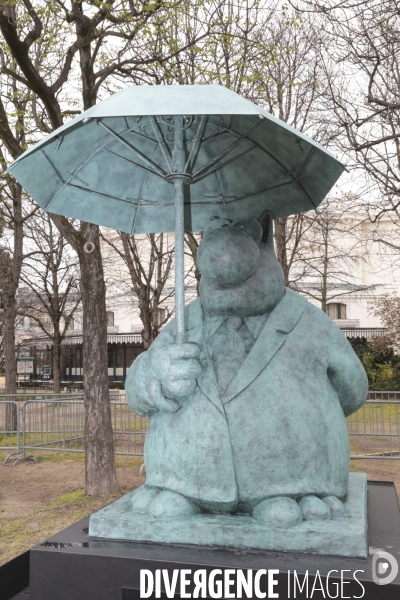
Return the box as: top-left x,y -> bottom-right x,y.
253,8 -> 339,283
18,213 -> 81,392
294,2 -> 400,215
369,294 -> 400,354
0,0 -> 223,494
184,232 -> 202,297
0,75 -> 36,404
292,198 -> 374,311
103,232 -> 174,349
150,2 -> 340,284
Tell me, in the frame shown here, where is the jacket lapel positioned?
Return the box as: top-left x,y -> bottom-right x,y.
222,289 -> 308,404
185,299 -> 225,414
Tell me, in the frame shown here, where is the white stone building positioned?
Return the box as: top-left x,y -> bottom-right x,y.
16,213 -> 400,384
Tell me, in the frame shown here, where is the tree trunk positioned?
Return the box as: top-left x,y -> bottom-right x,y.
52,325 -> 61,394
274,217 -> 290,286
80,224 -> 118,495
4,295 -> 17,430
3,181 -> 23,429
4,295 -> 17,397
185,233 -> 201,296
321,231 -> 329,313
141,306 -> 153,350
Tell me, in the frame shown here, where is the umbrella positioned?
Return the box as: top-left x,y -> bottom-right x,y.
8,84 -> 345,343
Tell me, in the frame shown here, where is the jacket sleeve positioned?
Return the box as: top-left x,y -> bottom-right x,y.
326,320 -> 369,417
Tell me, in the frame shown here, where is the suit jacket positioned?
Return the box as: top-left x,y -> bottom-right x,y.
126,289 -> 368,512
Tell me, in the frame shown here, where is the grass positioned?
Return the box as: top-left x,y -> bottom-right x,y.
49,489 -> 92,508
0,486 -> 121,566
0,449 -> 144,566
0,450 -> 144,468
347,402 -> 400,430
0,448 -> 144,566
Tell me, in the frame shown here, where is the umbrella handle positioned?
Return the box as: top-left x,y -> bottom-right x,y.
173,116 -> 186,344
174,177 -> 185,344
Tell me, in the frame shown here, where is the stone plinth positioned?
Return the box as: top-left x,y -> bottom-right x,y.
89,472 -> 368,558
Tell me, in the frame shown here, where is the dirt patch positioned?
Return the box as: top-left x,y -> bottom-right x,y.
0,454 -> 399,567
351,458 -> 400,497
0,453 -> 145,566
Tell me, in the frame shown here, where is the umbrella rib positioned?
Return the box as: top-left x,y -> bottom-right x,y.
196,121 -> 296,179
131,142 -> 162,235
44,133 -> 143,210
97,120 -> 167,178
222,180 -> 297,205
212,171 -> 231,220
124,125 -> 159,145
198,122 -> 317,210
191,145 -> 255,184
149,117 -> 172,172
184,115 -> 205,173
201,130 -> 228,143
291,147 -> 318,209
191,120 -> 263,179
41,149 -> 66,184
102,147 -> 165,180
185,119 -> 230,220
66,182 -> 139,206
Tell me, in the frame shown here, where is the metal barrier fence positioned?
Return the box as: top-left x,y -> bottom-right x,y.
110,402 -> 147,456
367,390 -> 400,401
348,400 -> 400,459
0,401 -> 20,460
2,394 -> 400,464
0,393 -> 84,403
22,399 -> 85,454
0,398 -> 146,464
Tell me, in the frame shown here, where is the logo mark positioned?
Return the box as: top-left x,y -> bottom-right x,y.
372,551 -> 398,585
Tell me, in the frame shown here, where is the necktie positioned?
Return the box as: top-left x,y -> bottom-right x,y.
210,317 -> 250,395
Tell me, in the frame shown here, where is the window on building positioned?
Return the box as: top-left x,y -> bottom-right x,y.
66,318 -> 74,330
126,346 -> 135,368
155,307 -> 166,327
107,346 -> 114,368
126,345 -> 144,369
106,311 -> 114,326
327,303 -> 347,320
39,315 -> 52,327
116,346 -> 124,368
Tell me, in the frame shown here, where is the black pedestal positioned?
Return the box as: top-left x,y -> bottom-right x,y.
28,482 -> 400,600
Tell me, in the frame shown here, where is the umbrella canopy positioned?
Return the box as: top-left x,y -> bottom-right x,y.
8,84 -> 345,343
9,85 -> 344,234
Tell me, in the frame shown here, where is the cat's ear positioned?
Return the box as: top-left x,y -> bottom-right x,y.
258,211 -> 273,244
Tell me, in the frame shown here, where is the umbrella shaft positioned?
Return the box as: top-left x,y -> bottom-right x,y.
174,178 -> 185,344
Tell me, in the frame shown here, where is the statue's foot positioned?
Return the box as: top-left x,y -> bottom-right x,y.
150,490 -> 201,518
131,485 -> 201,518
299,495 -> 344,520
321,495 -> 345,519
130,485 -> 158,512
253,496 -> 303,528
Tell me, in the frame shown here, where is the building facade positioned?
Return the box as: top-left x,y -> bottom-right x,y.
15,214 -> 400,385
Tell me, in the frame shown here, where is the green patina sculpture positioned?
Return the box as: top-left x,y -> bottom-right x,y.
124,212 -> 368,528
6,82 -> 369,554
